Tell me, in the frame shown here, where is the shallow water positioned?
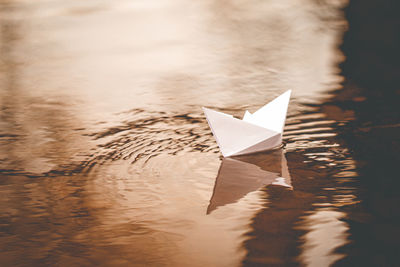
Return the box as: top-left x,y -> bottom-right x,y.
1,0 -> 398,266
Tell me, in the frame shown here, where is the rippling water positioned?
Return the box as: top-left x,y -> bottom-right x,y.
1,0 -> 398,266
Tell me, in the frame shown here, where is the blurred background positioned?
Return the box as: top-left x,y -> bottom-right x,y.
0,0 -> 399,266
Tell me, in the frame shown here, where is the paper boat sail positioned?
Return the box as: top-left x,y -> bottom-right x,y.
203,90 -> 291,157
207,149 -> 291,214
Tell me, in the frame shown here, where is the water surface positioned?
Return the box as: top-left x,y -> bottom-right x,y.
1,0 -> 398,266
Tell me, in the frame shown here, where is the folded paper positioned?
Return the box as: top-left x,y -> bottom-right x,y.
203,90 -> 291,157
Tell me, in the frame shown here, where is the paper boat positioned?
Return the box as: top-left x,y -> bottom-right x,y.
202,90 -> 291,157
207,149 -> 291,214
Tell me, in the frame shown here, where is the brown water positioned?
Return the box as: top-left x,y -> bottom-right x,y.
1,0 -> 399,266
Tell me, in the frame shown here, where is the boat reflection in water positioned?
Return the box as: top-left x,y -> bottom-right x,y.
207,148 -> 291,214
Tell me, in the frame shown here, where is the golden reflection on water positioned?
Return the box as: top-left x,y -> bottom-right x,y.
0,0 -> 356,266
297,209 -> 349,267
84,154 -> 258,266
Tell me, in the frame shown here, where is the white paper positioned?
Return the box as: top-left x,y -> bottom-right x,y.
203,90 -> 291,157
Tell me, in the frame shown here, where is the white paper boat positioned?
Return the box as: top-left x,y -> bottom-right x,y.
203,90 -> 291,157
207,149 -> 291,214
